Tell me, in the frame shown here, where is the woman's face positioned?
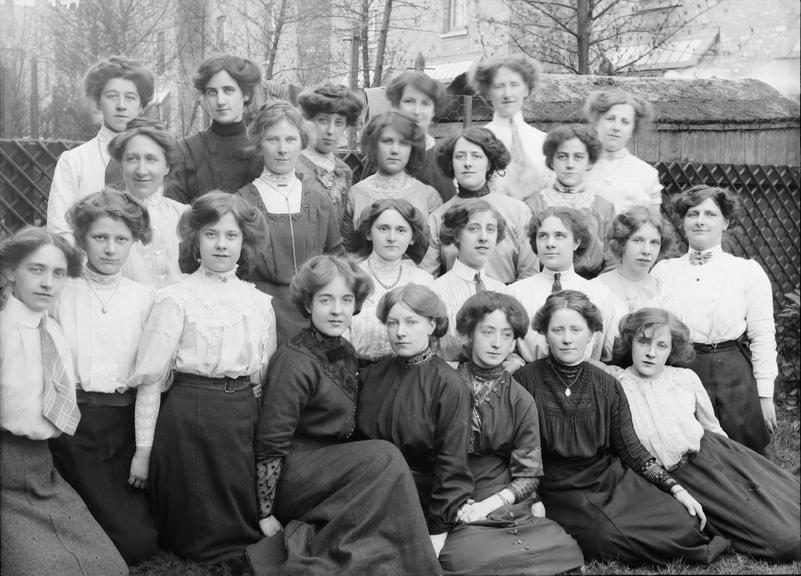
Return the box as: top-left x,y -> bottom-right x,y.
97,77 -> 142,132
311,113 -> 347,155
535,216 -> 578,272
621,222 -> 661,276
457,210 -> 499,270
595,103 -> 636,153
8,244 -> 69,313
203,70 -> 247,124
397,84 -> 435,132
552,137 -> 591,189
367,208 -> 413,263
545,307 -> 593,366
375,126 -> 412,176
471,309 -> 516,369
386,301 -> 435,358
260,118 -> 303,175
122,134 -> 170,199
198,211 -> 243,274
683,197 -> 729,251
452,137 -> 489,191
630,324 -> 672,380
489,66 -> 529,119
309,275 -> 355,338
82,216 -> 133,276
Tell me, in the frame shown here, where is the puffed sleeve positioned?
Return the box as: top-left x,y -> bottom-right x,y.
47,152 -> 79,242
645,164 -> 663,206
742,259 -> 778,398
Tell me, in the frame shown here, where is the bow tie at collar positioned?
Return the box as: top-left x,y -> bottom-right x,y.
688,251 -> 713,266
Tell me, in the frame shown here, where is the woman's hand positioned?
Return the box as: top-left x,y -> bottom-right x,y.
458,495 -> 505,523
259,515 -> 283,537
128,447 -> 151,489
503,353 -> 526,374
673,488 -> 707,530
430,532 -> 447,558
760,398 -> 777,435
531,501 -> 546,518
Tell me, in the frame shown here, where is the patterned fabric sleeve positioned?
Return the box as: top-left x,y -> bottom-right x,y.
506,381 -> 543,502
256,457 -> 283,519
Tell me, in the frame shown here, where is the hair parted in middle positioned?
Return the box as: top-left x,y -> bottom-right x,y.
67,188 -> 153,248
351,198 -> 430,264
542,124 -> 602,169
376,283 -> 449,339
0,226 -> 84,286
385,71 -> 447,114
455,291 -> 530,340
297,82 -> 365,126
192,53 -> 262,103
607,205 -> 679,261
672,184 -> 738,221
360,110 -> 427,177
470,54 -> 542,101
615,307 -> 695,365
107,119 -> 180,167
177,190 -> 267,276
439,199 -> 507,247
532,289 -> 604,334
290,254 -> 374,318
83,55 -> 155,107
435,126 -> 511,181
246,100 -> 311,155
527,206 -> 592,258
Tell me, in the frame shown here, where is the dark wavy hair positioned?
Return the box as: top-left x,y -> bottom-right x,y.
439,199 -> 507,247
245,100 -> 310,156
108,119 -> 180,167
584,89 -> 655,134
290,255 -> 373,318
527,206 -> 592,258
351,198 -> 429,264
436,126 -> 511,182
192,53 -> 262,104
298,82 -> 364,126
455,291 -> 530,340
470,54 -> 541,101
84,56 -> 155,107
672,185 -> 738,221
385,72 -> 447,114
615,307 -> 695,365
67,188 -> 152,249
376,283 -> 449,339
360,110 -> 426,177
532,289 -> 604,334
607,205 -> 679,261
542,124 -> 602,169
177,191 -> 266,276
0,226 -> 83,289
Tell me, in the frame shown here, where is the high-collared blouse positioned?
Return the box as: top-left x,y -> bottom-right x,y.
651,245 -> 778,398
584,148 -> 662,215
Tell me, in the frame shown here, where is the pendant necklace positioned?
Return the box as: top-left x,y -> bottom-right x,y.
84,275 -> 121,314
549,361 -> 584,397
367,257 -> 403,291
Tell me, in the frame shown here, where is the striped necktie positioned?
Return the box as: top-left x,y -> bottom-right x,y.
551,272 -> 562,293
40,316 -> 81,435
474,272 -> 486,293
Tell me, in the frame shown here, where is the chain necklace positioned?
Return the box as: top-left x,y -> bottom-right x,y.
549,359 -> 584,397
84,274 -> 122,314
366,255 -> 403,291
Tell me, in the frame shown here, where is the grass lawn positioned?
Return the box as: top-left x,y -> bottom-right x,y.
132,396 -> 800,576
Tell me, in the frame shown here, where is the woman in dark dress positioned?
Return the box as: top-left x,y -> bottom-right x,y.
438,291 -> 584,574
515,290 -> 730,566
252,256 -> 440,575
358,283 -> 472,560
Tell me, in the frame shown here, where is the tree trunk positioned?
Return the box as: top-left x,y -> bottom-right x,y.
576,0 -> 591,74
266,0 -> 288,79
361,0 -> 370,86
371,0 -> 393,87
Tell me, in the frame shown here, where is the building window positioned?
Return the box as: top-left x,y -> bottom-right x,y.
443,0 -> 468,33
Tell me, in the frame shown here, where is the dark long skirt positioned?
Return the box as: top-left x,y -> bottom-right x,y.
1,431 -> 128,576
50,402 -> 158,564
542,455 -> 730,566
688,344 -> 769,452
672,431 -> 800,561
250,438 -> 440,576
148,375 -> 261,562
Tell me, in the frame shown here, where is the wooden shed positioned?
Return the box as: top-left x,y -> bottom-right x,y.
430,74 -> 801,165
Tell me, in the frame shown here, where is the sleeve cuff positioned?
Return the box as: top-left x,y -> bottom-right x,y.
756,377 -> 775,398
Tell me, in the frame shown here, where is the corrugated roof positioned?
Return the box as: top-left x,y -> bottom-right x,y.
608,32 -> 719,71
425,60 -> 474,83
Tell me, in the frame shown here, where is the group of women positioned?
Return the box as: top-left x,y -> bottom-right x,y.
0,50 -> 798,576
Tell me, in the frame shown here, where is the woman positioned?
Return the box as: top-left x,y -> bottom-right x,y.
386,71 -> 456,201
107,119 -> 187,288
593,206 -> 682,359
348,198 -> 433,363
515,291 -> 729,566
470,54 -> 551,200
48,56 -> 155,243
252,256 -> 440,575
296,82 -> 364,222
0,227 -> 128,576
237,100 -> 343,345
612,308 -> 800,560
438,291 -> 585,575
128,192 -> 276,569
420,126 -> 538,283
358,283 -> 472,559
165,54 -> 263,204
583,89 -> 663,215
509,206 -> 614,363
342,110 -> 442,251
652,185 -> 778,453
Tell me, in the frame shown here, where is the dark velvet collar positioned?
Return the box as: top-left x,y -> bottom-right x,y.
548,356 -> 584,379
467,360 -> 505,382
210,119 -> 245,137
398,347 -> 435,369
457,183 -> 490,198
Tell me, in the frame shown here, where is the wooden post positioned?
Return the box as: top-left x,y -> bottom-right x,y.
414,52 -> 425,73
30,56 -> 39,138
463,95 -> 472,128
349,24 -> 360,149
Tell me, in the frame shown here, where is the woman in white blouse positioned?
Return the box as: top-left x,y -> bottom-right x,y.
652,185 -> 778,454
348,198 -> 433,363
470,54 -> 551,200
47,56 -> 155,242
611,308 -> 800,561
107,120 -> 187,288
583,89 -> 663,216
